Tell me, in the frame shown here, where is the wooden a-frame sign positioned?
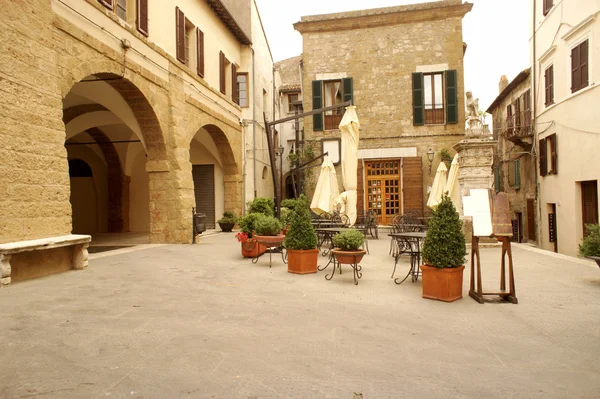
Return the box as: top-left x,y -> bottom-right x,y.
463,189 -> 518,304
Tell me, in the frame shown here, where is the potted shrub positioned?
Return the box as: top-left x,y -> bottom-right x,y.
579,223 -> 600,267
217,211 -> 236,232
248,197 -> 275,217
236,213 -> 267,258
284,195 -> 319,274
420,194 -> 467,302
253,215 -> 285,246
332,230 -> 367,264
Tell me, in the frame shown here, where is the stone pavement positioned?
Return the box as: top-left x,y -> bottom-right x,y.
1,234 -> 599,399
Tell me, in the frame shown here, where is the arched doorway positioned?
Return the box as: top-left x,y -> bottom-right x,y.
189,124 -> 238,228
62,73 -> 167,243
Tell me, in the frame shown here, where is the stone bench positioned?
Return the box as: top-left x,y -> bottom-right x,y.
0,234 -> 91,287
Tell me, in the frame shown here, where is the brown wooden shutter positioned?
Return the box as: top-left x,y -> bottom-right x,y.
99,0 -> 114,10
543,0 -> 553,16
549,134 -> 558,174
196,28 -> 204,77
514,98 -> 521,133
571,45 -> 580,92
219,51 -> 226,94
175,7 -> 185,63
580,40 -> 589,89
523,90 -> 531,132
232,64 -> 239,104
136,0 -> 149,36
539,138 -> 547,176
402,157 -> 424,217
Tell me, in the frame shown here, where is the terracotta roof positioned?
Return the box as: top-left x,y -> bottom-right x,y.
274,56 -> 302,90
486,68 -> 531,113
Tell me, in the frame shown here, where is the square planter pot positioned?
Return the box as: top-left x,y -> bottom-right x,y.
287,249 -> 318,274
420,264 -> 465,302
241,241 -> 267,258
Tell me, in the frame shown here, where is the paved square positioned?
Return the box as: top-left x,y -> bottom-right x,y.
1,234 -> 599,398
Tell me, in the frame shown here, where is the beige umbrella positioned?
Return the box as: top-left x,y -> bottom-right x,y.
444,154 -> 462,214
338,106 -> 360,225
310,155 -> 339,215
427,161 -> 448,209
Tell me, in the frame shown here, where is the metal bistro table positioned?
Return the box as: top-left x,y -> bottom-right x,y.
316,227 -> 366,283
252,237 -> 287,268
389,232 -> 426,285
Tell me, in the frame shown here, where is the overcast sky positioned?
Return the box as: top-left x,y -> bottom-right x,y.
255,0 -> 530,110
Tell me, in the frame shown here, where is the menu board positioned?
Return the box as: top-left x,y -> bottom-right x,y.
462,189 -> 493,237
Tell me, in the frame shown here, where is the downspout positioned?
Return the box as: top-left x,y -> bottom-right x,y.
533,0 -> 541,247
251,45 -> 257,199
241,120 -> 246,215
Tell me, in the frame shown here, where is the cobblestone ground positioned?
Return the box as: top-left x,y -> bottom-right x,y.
1,234 -> 599,399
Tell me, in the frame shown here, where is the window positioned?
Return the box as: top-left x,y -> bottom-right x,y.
288,93 -> 302,113
522,90 -> 531,134
237,73 -> 248,107
494,165 -> 501,193
116,0 -> 126,20
98,0 -> 114,11
176,7 -> 185,63
196,28 -> 204,77
287,140 -> 296,155
506,103 -> 514,135
137,0 -> 149,36
219,51 -> 228,94
539,138 -> 548,176
412,70 -> 457,126
424,73 -> 444,124
571,40 -> 589,93
543,0 -> 553,16
539,134 -> 558,176
514,159 -> 521,190
232,64 -> 238,104
311,78 -> 353,131
184,19 -> 194,67
544,65 -> 554,106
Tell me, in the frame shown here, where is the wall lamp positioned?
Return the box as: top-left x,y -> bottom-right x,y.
427,148 -> 435,174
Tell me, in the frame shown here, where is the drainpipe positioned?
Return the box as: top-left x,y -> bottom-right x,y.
241,120 -> 246,215
251,45 -> 257,199
532,0 -> 542,247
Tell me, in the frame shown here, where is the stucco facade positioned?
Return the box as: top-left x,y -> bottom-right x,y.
0,0 -> 274,244
531,0 -> 600,256
294,0 -> 472,222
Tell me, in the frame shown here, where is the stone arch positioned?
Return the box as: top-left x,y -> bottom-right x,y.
61,61 -> 168,162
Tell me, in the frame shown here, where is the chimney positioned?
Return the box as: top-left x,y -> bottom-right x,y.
499,75 -> 509,93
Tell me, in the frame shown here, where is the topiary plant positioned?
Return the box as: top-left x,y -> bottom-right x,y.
280,198 -> 299,211
579,223 -> 600,257
248,197 -> 275,217
284,194 -> 318,250
422,194 -> 466,268
237,212 -> 262,238
217,212 -> 236,224
280,207 -> 292,226
254,215 -> 283,236
333,230 -> 365,251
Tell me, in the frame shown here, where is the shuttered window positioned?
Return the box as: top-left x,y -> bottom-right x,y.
232,64 -> 238,104
196,28 -> 204,77
523,90 -> 531,133
136,0 -> 149,36
312,80 -> 323,131
539,138 -> 548,176
342,77 -> 354,104
219,51 -> 226,94
544,65 -> 554,106
547,134 -> 558,174
514,159 -> 521,190
543,0 -> 553,16
571,40 -> 589,93
413,70 -> 457,125
175,7 -> 185,63
237,73 -> 248,107
98,0 -> 113,10
445,69 -> 458,124
412,72 -> 424,126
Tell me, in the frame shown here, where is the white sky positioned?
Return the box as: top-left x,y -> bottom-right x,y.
255,0 -> 530,110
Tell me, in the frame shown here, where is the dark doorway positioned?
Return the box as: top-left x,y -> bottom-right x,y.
192,165 -> 216,229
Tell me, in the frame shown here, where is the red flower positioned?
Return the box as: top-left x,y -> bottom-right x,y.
235,232 -> 253,243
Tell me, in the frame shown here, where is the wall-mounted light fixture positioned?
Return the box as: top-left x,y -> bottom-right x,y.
427,148 -> 435,174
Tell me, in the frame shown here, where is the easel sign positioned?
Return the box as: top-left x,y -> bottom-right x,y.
462,189 -> 518,304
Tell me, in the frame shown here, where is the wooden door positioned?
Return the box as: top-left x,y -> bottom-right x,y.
192,165 -> 215,229
364,160 -> 401,225
527,198 -> 536,241
582,180 -> 599,234
402,157 -> 424,217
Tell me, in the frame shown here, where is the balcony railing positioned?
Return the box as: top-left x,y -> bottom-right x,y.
505,111 -> 533,140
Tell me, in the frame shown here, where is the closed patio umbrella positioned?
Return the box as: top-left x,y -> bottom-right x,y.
444,154 -> 462,214
310,155 -> 339,215
338,106 -> 360,225
427,161 -> 448,209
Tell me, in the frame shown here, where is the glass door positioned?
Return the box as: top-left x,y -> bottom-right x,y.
365,160 -> 401,225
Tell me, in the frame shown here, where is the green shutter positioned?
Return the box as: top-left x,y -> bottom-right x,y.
342,77 -> 354,104
514,160 -> 521,190
445,69 -> 458,124
412,72 -> 424,126
494,166 -> 500,193
312,80 -> 323,131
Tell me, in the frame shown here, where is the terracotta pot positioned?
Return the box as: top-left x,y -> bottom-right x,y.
331,249 -> 367,264
287,249 -> 319,274
241,241 -> 267,258
420,264 -> 465,302
254,234 -> 285,247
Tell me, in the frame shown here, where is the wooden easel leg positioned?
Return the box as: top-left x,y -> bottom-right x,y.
500,238 -> 507,291
468,236 -> 484,304
506,239 -> 518,304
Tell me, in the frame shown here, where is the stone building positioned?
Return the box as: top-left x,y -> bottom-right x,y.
487,69 -> 536,243
530,0 -> 600,255
294,0 -> 472,224
0,0 -> 276,245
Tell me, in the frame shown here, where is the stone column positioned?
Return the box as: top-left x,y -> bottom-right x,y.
1,254 -> 11,287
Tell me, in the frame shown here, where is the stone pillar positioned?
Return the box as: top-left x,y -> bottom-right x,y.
1,254 -> 11,287
72,243 -> 89,270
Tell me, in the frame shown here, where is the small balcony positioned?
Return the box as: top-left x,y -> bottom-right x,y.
502,111 -> 533,151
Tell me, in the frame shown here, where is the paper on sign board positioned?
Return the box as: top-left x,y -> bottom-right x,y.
462,189 -> 493,237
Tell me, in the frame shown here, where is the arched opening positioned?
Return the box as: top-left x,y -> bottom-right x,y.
284,174 -> 299,199
189,124 -> 238,229
63,73 -> 167,245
